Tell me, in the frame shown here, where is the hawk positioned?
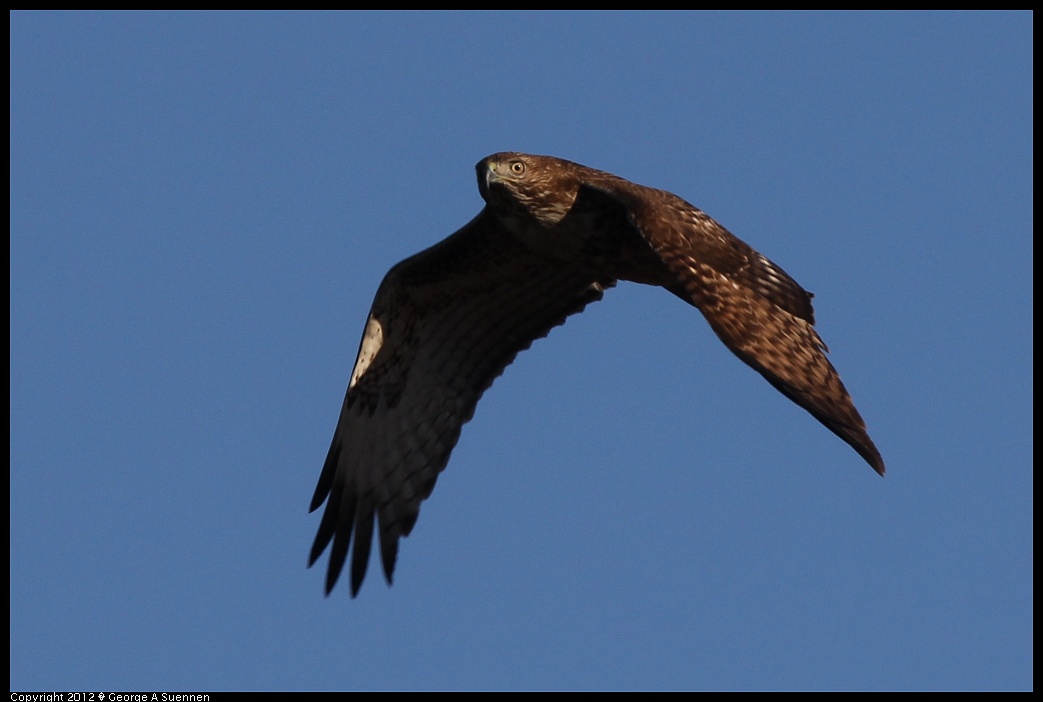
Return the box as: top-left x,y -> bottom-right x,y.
309,152 -> 884,597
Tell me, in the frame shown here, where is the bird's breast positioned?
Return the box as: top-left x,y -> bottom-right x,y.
506,213 -> 674,288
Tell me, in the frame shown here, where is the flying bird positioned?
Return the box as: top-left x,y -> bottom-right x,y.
309,152 -> 884,597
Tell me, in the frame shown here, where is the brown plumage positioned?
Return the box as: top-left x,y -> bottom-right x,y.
309,152 -> 884,597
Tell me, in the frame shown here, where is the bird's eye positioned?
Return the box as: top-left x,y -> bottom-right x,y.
509,161 -> 526,175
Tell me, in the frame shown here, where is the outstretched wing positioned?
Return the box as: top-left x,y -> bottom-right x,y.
579,178 -> 885,476
309,210 -> 615,596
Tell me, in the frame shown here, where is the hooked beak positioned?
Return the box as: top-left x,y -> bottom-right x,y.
476,158 -> 499,202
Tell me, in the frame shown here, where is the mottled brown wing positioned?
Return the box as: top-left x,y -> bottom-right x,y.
579,178 -> 885,475
309,210 -> 615,596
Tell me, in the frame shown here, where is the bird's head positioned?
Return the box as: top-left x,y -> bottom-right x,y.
477,152 -> 580,228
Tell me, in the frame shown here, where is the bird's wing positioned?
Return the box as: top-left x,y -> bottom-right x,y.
309,210 -> 615,596
578,180 -> 884,475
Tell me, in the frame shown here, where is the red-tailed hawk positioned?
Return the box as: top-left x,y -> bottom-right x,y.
310,152 -> 884,597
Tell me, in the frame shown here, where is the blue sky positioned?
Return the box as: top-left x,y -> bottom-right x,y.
10,11 -> 1032,691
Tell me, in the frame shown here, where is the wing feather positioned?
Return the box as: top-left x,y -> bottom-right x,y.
581,177 -> 884,475
309,210 -> 615,596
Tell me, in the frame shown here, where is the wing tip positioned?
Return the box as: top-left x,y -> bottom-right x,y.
850,433 -> 885,477
867,453 -> 886,477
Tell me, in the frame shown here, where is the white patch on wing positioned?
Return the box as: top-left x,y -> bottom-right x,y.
349,315 -> 384,388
